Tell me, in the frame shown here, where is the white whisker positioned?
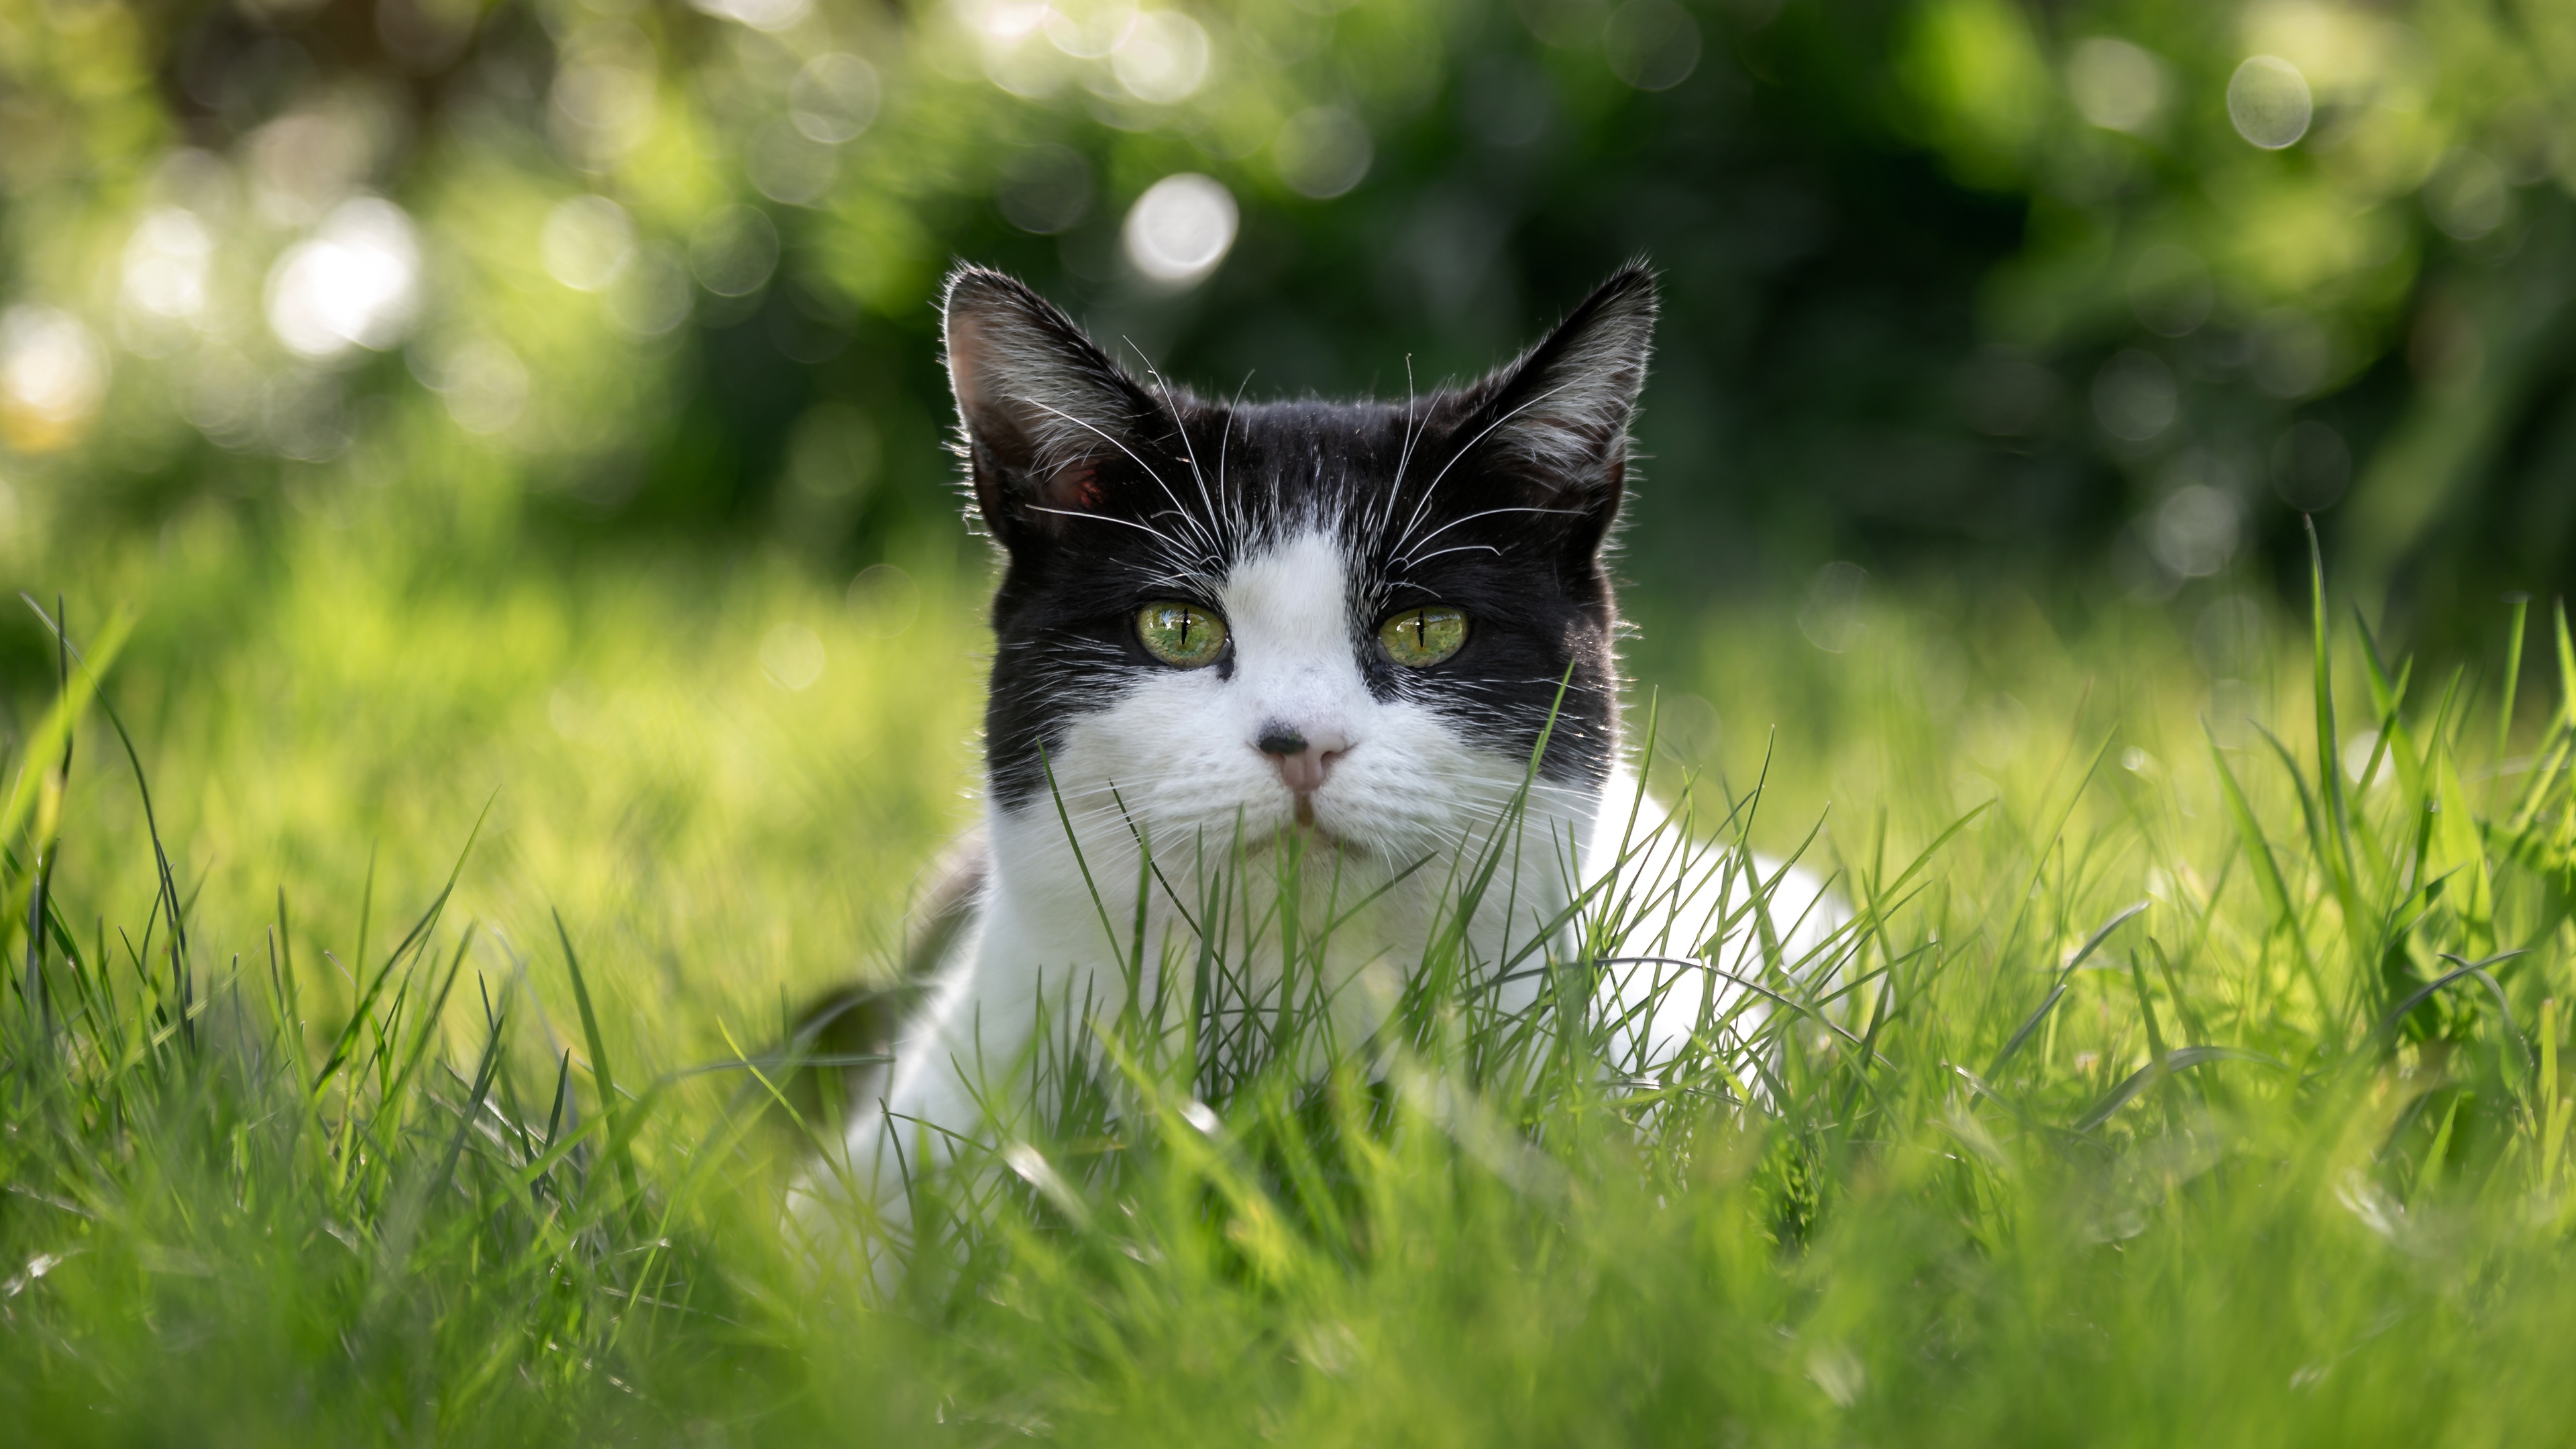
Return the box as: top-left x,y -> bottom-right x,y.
1391,379 -> 1585,557
1022,398 -> 1223,562
1395,505 -> 1585,568
1130,341 -> 1228,568
1024,505 -> 1195,555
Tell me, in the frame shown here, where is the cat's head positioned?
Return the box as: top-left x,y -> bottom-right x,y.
943,263 -> 1654,871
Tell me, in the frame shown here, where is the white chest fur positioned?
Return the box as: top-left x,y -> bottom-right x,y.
842,767 -> 1839,1209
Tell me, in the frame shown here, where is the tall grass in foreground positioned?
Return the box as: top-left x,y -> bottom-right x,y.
9,541 -> 2576,1446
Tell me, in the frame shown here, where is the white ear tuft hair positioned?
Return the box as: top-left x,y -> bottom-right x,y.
1479,265 -> 1658,486
943,265 -> 1154,523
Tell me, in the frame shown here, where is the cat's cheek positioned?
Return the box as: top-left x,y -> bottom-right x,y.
1302,700 -> 1550,857
1032,672 -> 1293,822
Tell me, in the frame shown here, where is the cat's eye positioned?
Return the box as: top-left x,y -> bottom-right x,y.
1136,601 -> 1228,668
1377,606 -> 1468,667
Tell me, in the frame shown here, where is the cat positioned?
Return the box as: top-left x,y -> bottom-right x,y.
812,262 -> 1840,1239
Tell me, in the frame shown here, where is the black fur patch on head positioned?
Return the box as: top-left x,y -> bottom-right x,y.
941,264 -> 1658,811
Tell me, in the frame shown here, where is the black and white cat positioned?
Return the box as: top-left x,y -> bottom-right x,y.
833,263 -> 1836,1217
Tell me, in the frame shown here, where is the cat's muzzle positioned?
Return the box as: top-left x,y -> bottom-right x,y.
1256,723 -> 1352,802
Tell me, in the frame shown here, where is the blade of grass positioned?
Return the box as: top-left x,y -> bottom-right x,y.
1984,901 -> 2147,1083
2072,1046 -> 2287,1132
2498,593 -> 2530,775
2206,720 -> 2324,1032
20,594 -> 72,1038
555,909 -> 640,1206
0,606 -> 133,879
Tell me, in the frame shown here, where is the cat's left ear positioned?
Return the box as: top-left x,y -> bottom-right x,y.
1460,264 -> 1657,535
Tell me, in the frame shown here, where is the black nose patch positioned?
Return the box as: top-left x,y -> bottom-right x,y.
1257,727 -> 1307,757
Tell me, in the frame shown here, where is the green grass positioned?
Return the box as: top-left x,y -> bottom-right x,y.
8,508 -> 2576,1446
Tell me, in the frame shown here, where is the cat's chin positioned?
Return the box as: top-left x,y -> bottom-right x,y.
1235,813 -> 1362,863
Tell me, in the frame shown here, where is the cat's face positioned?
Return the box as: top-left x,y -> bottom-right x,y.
943,265 -> 1655,874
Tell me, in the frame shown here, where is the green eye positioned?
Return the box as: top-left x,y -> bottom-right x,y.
1378,606 -> 1468,667
1136,601 -> 1228,668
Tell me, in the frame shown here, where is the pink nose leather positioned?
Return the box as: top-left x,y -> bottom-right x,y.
1256,725 -> 1351,795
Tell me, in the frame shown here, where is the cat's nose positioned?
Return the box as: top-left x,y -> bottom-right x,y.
1256,724 -> 1350,794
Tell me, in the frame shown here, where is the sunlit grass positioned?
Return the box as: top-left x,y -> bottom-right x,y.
8,511 -> 2576,1445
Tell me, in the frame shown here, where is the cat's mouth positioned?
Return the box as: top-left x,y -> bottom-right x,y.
1238,803 -> 1354,859
1290,792 -> 1367,855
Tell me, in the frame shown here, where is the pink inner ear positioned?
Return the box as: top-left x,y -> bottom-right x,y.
1051,464 -> 1103,511
945,315 -> 1000,425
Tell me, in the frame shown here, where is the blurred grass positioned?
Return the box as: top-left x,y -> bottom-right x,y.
8,502 -> 2576,1443
42,513 -> 985,1062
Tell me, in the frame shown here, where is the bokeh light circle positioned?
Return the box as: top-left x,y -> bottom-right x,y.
2424,148 -> 2509,240
2149,487 -> 2240,577
1111,12 -> 1210,104
748,123 -> 839,207
122,209 -> 215,320
264,198 -> 423,362
2068,38 -> 2163,133
791,54 -> 881,144
609,244 -> 696,336
689,206 -> 781,297
1122,174 -> 1237,286
847,562 -> 921,638
541,195 -> 637,292
1273,108 -> 1373,199
2226,56 -> 2312,150
759,621 -> 826,690
0,305 -> 109,453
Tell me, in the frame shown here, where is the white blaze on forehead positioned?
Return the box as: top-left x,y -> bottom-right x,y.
1220,531 -> 1366,734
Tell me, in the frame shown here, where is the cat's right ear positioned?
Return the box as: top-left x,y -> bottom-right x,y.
943,266 -> 1158,546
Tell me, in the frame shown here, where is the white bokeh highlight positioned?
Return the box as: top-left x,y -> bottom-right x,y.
1122,173 -> 1237,287
265,198 -> 423,361
761,621 -> 826,690
121,209 -> 215,320
541,195 -> 637,292
791,54 -> 881,143
1112,12 -> 1210,103
2068,38 -> 2164,133
2228,56 -> 2313,150
0,305 -> 109,452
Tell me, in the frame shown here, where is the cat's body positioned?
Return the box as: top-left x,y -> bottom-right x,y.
824,264 -> 1838,1232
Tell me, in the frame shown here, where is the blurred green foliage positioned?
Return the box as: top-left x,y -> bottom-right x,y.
1,0 -> 2571,643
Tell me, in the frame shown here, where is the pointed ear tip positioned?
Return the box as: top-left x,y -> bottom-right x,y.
942,264 -> 1033,319
1601,264 -> 1659,313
